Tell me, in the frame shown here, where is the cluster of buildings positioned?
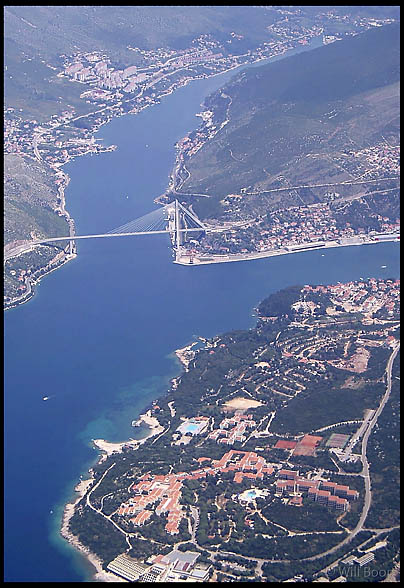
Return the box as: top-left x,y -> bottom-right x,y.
4,102 -> 115,178
212,450 -> 275,482
116,449 -> 277,535
62,39 -> 253,101
107,549 -> 211,583
348,142 -> 400,179
302,277 -> 400,319
341,552 -> 375,567
170,96 -> 230,182
4,113 -> 37,155
276,469 -> 359,511
169,48 -> 223,68
266,11 -> 323,41
208,413 -> 257,444
269,7 -> 395,44
117,474 -> 184,535
147,550 -> 211,582
64,58 -> 147,92
194,194 -> 399,260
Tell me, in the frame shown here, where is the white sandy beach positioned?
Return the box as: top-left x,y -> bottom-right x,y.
92,409 -> 164,460
138,409 -> 164,435
92,438 -> 140,459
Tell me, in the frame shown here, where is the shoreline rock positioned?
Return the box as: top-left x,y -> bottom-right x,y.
60,410 -> 164,580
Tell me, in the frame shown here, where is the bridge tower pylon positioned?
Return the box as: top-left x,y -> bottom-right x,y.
175,199 -> 182,250
172,199 -> 206,253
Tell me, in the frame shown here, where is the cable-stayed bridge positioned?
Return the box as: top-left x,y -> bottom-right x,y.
30,201 -> 208,245
4,201 -> 237,262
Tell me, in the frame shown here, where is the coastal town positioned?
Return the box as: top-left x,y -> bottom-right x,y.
173,192 -> 400,266
64,277 -> 400,582
4,6 -> 400,586
3,8 -> 398,309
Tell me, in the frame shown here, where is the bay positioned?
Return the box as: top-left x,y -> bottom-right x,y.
4,36 -> 399,582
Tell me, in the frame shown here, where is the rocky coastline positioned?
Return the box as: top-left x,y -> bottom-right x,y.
59,410 -> 165,581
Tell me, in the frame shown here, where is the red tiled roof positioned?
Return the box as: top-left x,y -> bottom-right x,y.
263,467 -> 274,474
290,496 -> 303,505
347,489 -> 358,496
317,490 -> 331,497
279,469 -> 298,478
335,484 -> 349,492
321,481 -> 337,489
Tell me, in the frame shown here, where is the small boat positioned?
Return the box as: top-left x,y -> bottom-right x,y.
381,265 -> 387,268
43,396 -> 49,401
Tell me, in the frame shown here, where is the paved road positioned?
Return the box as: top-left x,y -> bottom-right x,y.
3,227 -> 206,262
190,506 -> 199,542
299,343 -> 400,563
316,526 -> 400,577
195,344 -> 400,572
245,176 -> 400,196
357,343 -> 400,531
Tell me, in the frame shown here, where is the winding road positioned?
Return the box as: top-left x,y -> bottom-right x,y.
184,343 -> 400,574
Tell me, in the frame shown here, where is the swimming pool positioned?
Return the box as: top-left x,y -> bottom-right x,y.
183,422 -> 200,433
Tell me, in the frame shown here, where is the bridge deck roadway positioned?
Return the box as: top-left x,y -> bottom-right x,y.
30,227 -> 211,246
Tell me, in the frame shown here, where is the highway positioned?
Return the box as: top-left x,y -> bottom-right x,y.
3,227 -> 209,262
357,343 -> 400,532
297,342 -> 400,563
196,343 -> 400,573
5,230 -> 399,269
244,176 -> 400,195
68,340 -> 400,579
32,226 -> 207,243
294,342 -> 400,563
172,176 -> 400,199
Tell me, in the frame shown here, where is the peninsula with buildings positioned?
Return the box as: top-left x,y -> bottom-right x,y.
4,7 -> 399,308
160,23 -> 400,267
63,277 -> 400,582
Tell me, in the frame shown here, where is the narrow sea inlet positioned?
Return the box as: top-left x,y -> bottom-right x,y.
4,43 -> 400,581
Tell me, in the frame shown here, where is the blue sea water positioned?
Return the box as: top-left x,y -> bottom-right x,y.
4,38 -> 400,582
